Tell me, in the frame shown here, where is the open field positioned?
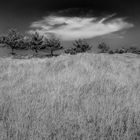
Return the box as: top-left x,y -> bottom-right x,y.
0,53 -> 140,140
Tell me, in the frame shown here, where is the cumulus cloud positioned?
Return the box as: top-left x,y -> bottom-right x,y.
29,14 -> 133,41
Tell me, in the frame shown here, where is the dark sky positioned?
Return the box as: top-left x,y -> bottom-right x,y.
0,0 -> 140,48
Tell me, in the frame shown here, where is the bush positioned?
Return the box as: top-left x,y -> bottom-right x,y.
126,46 -> 140,54
98,42 -> 110,53
108,50 -> 114,54
64,48 -> 77,55
114,47 -> 127,54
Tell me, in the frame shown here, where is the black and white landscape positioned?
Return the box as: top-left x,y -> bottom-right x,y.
0,0 -> 140,140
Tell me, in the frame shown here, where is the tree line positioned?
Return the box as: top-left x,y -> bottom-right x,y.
0,29 -> 140,58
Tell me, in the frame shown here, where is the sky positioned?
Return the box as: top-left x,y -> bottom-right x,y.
0,0 -> 140,49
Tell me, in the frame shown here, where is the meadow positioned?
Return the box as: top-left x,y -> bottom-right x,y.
0,53 -> 140,140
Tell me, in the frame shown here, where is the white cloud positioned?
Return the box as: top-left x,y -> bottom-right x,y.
29,14 -> 134,41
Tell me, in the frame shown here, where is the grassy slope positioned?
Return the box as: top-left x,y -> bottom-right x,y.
0,53 -> 140,140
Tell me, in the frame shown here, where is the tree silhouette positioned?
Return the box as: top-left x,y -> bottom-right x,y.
43,37 -> 63,56
0,29 -> 24,55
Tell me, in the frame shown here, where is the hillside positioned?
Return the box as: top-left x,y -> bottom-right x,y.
0,53 -> 140,140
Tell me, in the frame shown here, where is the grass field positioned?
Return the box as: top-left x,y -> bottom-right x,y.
0,53 -> 140,140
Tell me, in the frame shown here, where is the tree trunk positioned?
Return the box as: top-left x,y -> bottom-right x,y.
35,49 -> 38,53
11,48 -> 15,55
50,50 -> 53,56
34,49 -> 38,56
35,49 -> 38,54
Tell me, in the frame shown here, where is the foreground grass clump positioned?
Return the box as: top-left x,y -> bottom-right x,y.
0,53 -> 140,140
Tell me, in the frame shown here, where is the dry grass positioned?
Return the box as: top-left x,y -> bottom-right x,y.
0,53 -> 140,140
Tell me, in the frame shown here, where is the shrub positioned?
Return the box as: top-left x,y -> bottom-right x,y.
98,42 -> 110,53
64,48 -> 77,55
126,46 -> 140,54
114,47 -> 127,54
108,50 -> 114,54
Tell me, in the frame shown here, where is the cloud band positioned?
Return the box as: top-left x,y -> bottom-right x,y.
29,14 -> 133,41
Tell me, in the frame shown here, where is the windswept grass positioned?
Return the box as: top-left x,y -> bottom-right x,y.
0,53 -> 140,140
